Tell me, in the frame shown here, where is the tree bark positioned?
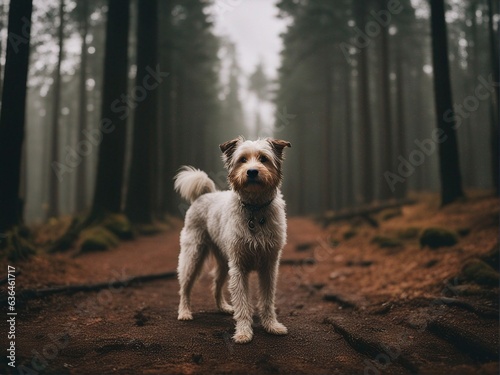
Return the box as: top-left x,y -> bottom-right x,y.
377,0 -> 394,201
356,5 -> 374,204
323,47 -> 333,210
158,0 -> 173,216
47,0 -> 65,218
75,0 -> 89,212
343,62 -> 354,207
0,0 -> 33,233
91,0 -> 130,216
394,52 -> 407,199
487,0 -> 499,194
125,0 -> 159,224
429,0 -> 464,205
0,0 -> 5,97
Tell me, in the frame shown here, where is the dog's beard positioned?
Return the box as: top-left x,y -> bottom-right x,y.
228,166 -> 281,202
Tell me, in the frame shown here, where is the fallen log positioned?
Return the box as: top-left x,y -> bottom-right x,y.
0,270 -> 177,305
320,199 -> 417,227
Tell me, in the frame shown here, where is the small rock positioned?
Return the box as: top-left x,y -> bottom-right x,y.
461,259 -> 499,286
192,354 -> 203,364
480,244 -> 499,269
420,227 -> 458,249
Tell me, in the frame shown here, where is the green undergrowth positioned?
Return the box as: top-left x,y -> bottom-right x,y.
101,213 -> 134,240
1,226 -> 37,262
419,227 -> 459,249
396,227 -> 421,240
371,235 -> 403,248
461,258 -> 499,286
79,226 -> 121,253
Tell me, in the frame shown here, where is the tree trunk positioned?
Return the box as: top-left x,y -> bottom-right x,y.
356,4 -> 374,204
429,0 -> 464,205
75,0 -> 89,212
487,0 -> 499,194
394,52 -> 407,199
0,0 -> 5,97
158,0 -> 173,217
125,0 -> 159,224
47,0 -> 65,218
0,0 -> 33,233
377,1 -> 394,201
343,62 -> 354,207
323,47 -> 333,210
91,0 -> 130,217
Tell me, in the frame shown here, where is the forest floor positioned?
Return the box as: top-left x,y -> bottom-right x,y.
1,192 -> 499,375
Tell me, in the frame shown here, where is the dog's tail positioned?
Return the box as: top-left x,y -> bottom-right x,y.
174,166 -> 217,203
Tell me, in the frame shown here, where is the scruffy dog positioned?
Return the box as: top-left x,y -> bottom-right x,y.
174,137 -> 291,343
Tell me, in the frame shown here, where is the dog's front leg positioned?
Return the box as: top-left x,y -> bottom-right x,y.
258,260 -> 288,335
228,263 -> 253,343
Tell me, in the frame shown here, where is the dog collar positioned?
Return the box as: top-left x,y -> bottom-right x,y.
240,199 -> 273,231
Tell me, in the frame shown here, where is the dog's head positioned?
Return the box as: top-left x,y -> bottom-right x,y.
220,137 -> 291,199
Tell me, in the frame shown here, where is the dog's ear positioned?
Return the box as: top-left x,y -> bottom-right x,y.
220,137 -> 243,166
268,139 -> 291,160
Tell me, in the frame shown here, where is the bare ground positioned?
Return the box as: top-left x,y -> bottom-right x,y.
1,193 -> 499,374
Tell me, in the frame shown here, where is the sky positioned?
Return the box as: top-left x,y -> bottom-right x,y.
212,0 -> 287,78
211,0 -> 288,135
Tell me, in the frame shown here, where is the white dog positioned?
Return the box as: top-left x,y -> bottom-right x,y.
174,137 -> 291,343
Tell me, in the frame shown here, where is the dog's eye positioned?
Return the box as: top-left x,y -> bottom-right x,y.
259,156 -> 268,163
239,157 -> 247,163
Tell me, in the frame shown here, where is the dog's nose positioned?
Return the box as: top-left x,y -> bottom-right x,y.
247,169 -> 259,178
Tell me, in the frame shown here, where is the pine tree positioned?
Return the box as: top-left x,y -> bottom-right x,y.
0,0 -> 34,233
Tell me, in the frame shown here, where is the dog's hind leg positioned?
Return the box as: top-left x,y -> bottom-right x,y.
177,236 -> 208,321
212,253 -> 233,314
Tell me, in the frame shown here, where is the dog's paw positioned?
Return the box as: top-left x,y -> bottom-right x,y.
233,330 -> 253,344
264,321 -> 288,335
177,311 -> 193,321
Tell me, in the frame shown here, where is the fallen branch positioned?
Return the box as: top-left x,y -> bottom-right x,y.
320,199 -> 417,227
0,270 -> 177,304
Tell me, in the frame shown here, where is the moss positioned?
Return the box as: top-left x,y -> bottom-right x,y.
101,214 -> 134,240
79,227 -> 120,253
396,227 -> 421,240
419,227 -> 459,249
4,228 -> 36,262
461,259 -> 499,286
371,235 -> 403,248
480,244 -> 499,270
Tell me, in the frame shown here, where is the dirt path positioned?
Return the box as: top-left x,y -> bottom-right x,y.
1,195 -> 499,374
